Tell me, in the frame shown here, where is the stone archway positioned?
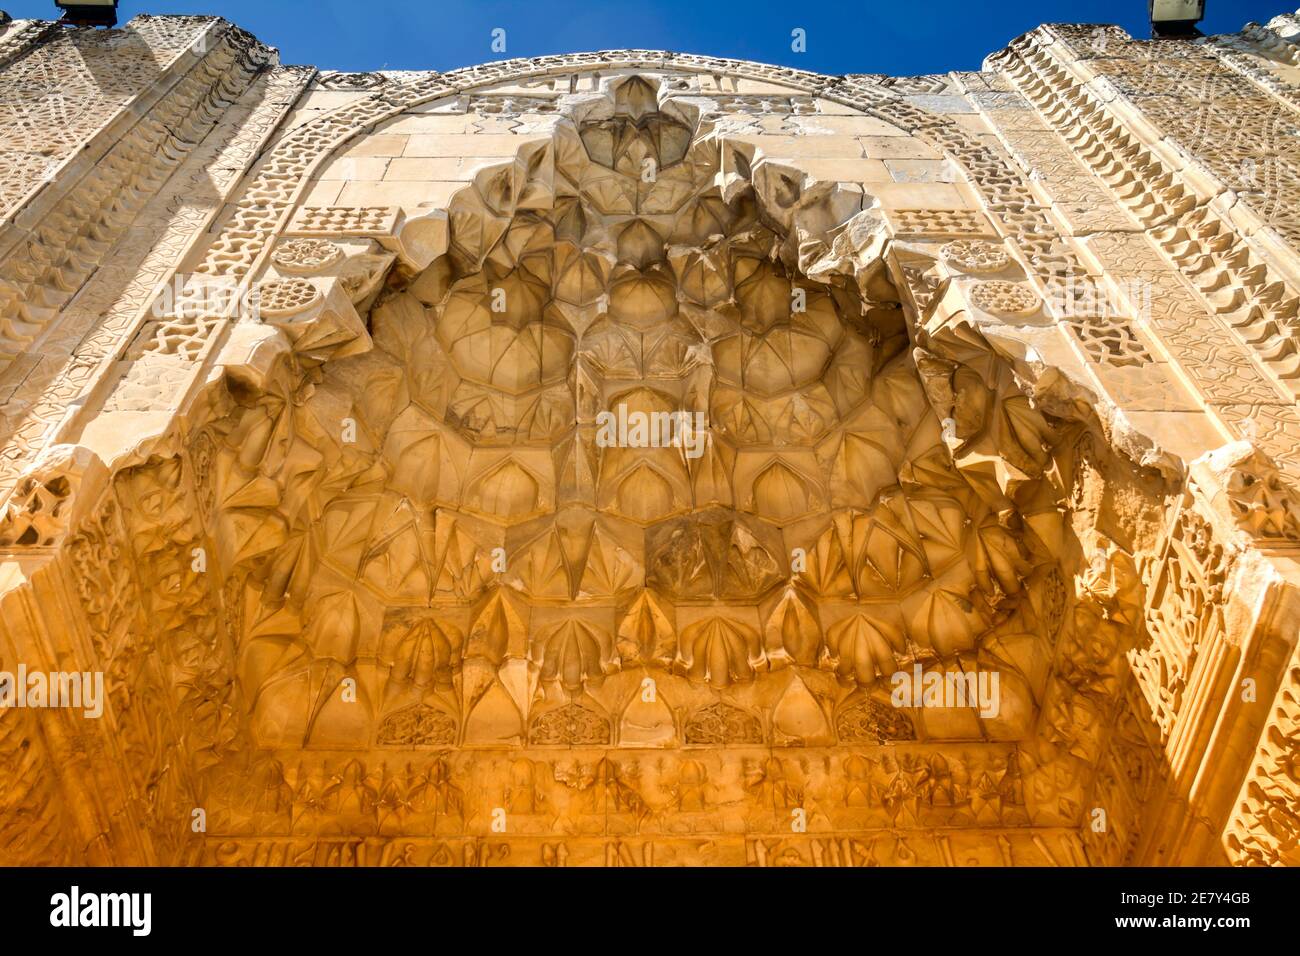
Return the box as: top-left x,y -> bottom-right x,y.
1,24 -> 1299,866
135,71 -> 1118,865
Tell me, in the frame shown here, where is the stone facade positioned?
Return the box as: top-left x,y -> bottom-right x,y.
1,10 -> 1300,866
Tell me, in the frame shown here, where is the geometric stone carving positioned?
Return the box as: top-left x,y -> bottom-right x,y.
286,205 -> 401,237
254,278 -> 322,318
0,445 -> 102,549
1196,441 -> 1300,544
969,280 -> 1040,317
684,702 -> 764,745
377,704 -> 457,746
886,208 -> 996,238
272,238 -> 345,274
940,240 -> 1010,274
836,696 -> 917,744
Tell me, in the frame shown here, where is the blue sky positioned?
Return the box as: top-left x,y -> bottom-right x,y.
6,1 -> 1293,75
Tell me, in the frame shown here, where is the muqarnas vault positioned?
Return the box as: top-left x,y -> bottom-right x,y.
1,9 -> 1300,867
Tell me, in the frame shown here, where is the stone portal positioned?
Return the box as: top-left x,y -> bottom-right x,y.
1,12 -> 1299,867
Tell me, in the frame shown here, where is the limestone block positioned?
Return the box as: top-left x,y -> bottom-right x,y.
873,181 -> 975,211
384,156 -> 507,181
402,133 -> 544,157
734,133 -> 866,159
886,158 -> 960,183
380,209 -> 449,272
859,135 -> 942,160
341,133 -> 408,157
316,156 -> 391,181
787,115 -> 909,136
378,113 -> 476,135
336,179 -> 462,208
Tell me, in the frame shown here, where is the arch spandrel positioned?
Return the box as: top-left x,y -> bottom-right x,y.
1,18 -> 1299,867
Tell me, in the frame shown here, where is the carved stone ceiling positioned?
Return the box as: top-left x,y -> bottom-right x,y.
208,75 -> 1063,757
88,73 -> 1099,867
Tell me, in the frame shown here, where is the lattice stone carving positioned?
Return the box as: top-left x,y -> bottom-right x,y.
272,238 -> 345,274
316,70 -> 387,90
684,702 -> 764,745
0,472 -> 73,547
255,278 -> 321,318
836,697 -> 917,743
940,239 -> 1010,274
286,206 -> 401,237
377,705 -> 457,746
530,703 -> 612,745
1227,664 -> 1300,866
697,94 -> 820,114
886,208 -> 996,238
970,279 -> 1039,316
469,94 -> 562,116
0,17 -> 221,217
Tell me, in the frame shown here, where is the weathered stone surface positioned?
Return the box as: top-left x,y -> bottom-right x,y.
1,12 -> 1299,867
